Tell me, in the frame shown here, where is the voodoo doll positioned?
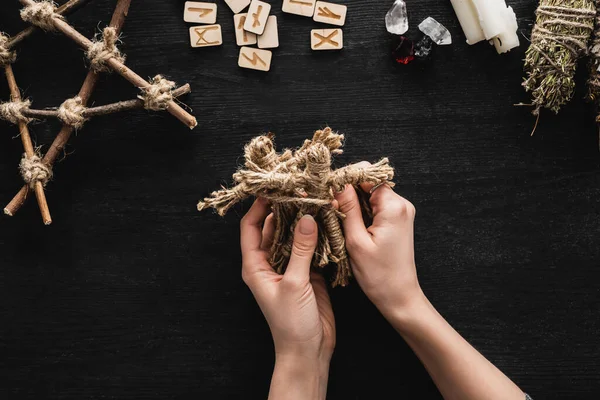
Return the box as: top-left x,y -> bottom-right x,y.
197,128 -> 395,287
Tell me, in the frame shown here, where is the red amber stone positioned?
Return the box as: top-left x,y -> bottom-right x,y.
391,35 -> 414,65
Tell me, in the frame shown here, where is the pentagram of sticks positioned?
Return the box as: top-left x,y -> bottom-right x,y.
0,0 -> 197,225
198,128 -> 395,287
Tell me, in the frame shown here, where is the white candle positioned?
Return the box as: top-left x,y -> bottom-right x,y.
449,0 -> 485,45
491,6 -> 520,54
450,0 -> 520,54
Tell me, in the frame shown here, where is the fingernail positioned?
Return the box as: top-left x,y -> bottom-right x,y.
298,215 -> 315,234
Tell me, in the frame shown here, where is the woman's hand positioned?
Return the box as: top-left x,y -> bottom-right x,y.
240,198 -> 335,400
334,165 -> 423,319
334,167 -> 526,400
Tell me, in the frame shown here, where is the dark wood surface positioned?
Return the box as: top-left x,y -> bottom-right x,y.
1,1 -> 599,398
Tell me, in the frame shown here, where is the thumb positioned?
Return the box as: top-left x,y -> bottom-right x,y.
284,215 -> 318,284
334,185 -> 372,247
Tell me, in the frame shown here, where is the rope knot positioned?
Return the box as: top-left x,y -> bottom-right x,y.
19,153 -> 53,187
139,75 -> 176,111
20,1 -> 63,32
0,33 -> 16,66
0,99 -> 32,125
87,27 -> 126,72
57,96 -> 87,129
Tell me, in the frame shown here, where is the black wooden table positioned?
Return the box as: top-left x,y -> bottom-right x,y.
1,1 -> 599,399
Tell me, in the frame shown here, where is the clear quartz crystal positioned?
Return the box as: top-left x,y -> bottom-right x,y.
414,35 -> 433,59
418,17 -> 452,45
385,0 -> 408,35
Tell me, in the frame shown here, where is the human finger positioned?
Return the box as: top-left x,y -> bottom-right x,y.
283,215 -> 318,285
370,187 -> 415,228
334,185 -> 373,249
240,197 -> 270,258
351,161 -> 376,193
261,213 -> 275,251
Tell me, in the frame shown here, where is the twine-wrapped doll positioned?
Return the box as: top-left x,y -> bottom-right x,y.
198,128 -> 395,287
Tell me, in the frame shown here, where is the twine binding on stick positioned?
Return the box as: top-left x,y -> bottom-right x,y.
139,75 -> 176,111
87,27 -> 126,73
57,96 -> 87,129
20,153 -> 53,187
523,0 -> 596,115
0,99 -> 32,125
20,0 -> 64,32
198,128 -> 395,287
0,33 -> 16,66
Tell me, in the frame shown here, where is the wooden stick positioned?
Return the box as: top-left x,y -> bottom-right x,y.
21,108 -> 57,119
86,83 -> 191,116
3,65 -> 52,224
7,0 -> 93,49
4,0 -> 132,219
21,84 -> 192,119
19,0 -> 198,130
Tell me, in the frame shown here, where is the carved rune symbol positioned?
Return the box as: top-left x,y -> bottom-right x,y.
290,0 -> 313,5
317,6 -> 341,19
313,30 -> 339,48
194,26 -> 219,46
252,5 -> 263,28
238,16 -> 250,42
243,51 -> 267,67
188,7 -> 213,18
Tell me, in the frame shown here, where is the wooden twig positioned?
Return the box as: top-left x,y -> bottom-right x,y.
3,65 -> 52,224
19,0 -> 198,130
7,0 -> 93,49
21,108 -> 56,119
21,84 -> 192,120
4,0 -> 132,219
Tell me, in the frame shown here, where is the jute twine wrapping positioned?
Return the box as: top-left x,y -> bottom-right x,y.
138,75 -> 176,111
0,99 -> 32,125
20,153 -> 52,187
523,0 -> 596,115
57,96 -> 87,129
198,128 -> 395,287
87,27 -> 126,73
0,33 -> 16,66
20,0 -> 64,32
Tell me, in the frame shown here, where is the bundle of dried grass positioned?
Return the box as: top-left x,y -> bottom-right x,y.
197,128 -> 395,287
587,1 -> 600,109
523,0 -> 596,115
586,0 -> 600,147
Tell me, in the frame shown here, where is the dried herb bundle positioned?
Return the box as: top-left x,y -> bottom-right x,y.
587,1 -> 600,110
523,0 -> 596,115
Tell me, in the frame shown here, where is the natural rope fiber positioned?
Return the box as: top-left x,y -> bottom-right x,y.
0,99 -> 32,125
0,33 -> 16,66
20,0 -> 64,32
19,153 -> 52,187
197,128 -> 395,287
57,96 -> 87,129
138,75 -> 176,111
87,27 -> 126,73
523,0 -> 595,115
